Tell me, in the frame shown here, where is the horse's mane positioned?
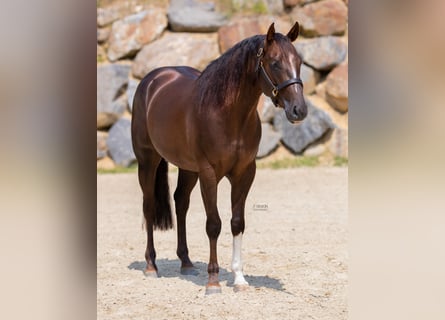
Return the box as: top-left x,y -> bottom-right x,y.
196,35 -> 265,109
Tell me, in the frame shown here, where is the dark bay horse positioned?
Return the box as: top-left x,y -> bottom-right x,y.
131,22 -> 307,294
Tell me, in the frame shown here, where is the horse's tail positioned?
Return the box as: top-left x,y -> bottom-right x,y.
152,158 -> 173,230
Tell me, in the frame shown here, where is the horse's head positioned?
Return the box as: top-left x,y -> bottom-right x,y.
257,22 -> 307,124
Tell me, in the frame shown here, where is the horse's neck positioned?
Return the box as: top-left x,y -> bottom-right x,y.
229,66 -> 262,122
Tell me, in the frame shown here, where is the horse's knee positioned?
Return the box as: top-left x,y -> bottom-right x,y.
231,216 -> 245,235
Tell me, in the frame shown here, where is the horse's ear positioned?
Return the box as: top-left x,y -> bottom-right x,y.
287,21 -> 300,42
265,22 -> 275,47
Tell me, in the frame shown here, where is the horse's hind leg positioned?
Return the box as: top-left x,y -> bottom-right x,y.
137,155 -> 161,277
174,169 -> 198,275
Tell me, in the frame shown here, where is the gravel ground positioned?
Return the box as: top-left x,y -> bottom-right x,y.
97,167 -> 348,319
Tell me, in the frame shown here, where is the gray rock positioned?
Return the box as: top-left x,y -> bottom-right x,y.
132,32 -> 219,79
97,64 -> 131,128
168,0 -> 227,32
300,63 -> 318,95
295,36 -> 347,71
303,143 -> 326,157
257,123 -> 282,158
97,131 -> 109,159
107,118 -> 136,167
126,79 -> 140,112
107,9 -> 167,61
273,99 -> 336,153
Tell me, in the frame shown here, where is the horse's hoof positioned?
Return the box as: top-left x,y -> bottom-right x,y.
143,269 -> 158,278
233,284 -> 249,293
180,267 -> 199,276
205,284 -> 222,295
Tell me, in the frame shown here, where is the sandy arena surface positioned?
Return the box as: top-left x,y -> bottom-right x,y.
97,167 -> 348,319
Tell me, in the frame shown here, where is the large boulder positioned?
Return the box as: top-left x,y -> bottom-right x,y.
168,0 -> 227,32
273,99 -> 336,153
306,94 -> 348,129
218,16 -> 292,53
97,64 -> 131,129
107,9 -> 167,61
132,32 -> 219,79
325,63 -> 348,113
257,123 -> 282,158
107,118 -> 136,167
291,0 -> 348,37
295,36 -> 347,71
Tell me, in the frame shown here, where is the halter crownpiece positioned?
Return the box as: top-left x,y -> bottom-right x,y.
256,47 -> 303,106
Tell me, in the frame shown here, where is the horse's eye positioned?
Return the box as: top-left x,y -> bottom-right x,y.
271,61 -> 281,70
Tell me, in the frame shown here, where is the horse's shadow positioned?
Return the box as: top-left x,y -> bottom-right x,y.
128,259 -> 289,293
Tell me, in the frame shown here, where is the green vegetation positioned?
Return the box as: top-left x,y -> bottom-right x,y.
333,156 -> 348,167
256,156 -> 320,169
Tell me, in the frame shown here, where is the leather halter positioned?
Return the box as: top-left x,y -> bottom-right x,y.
256,48 -> 303,106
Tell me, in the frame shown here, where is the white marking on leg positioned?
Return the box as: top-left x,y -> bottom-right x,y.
232,233 -> 248,286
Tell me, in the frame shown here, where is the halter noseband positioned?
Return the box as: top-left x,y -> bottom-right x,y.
256,47 -> 303,106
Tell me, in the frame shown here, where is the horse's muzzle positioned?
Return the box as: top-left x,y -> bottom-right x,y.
285,103 -> 307,124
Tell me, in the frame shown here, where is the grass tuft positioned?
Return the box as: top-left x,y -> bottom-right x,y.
334,156 -> 348,167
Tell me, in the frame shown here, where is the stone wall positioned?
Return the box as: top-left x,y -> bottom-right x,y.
97,0 -> 348,169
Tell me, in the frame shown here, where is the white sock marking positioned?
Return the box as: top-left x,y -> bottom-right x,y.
232,233 -> 248,286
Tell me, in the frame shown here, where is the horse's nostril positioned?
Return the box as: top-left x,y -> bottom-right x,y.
293,107 -> 301,119
293,106 -> 307,120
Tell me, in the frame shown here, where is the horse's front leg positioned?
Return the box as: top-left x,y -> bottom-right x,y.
199,166 -> 222,294
228,161 -> 256,292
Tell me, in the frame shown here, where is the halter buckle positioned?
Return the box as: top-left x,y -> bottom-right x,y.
257,48 -> 263,58
272,88 -> 278,97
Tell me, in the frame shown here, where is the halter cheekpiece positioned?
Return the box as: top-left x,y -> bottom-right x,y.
256,47 -> 303,107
